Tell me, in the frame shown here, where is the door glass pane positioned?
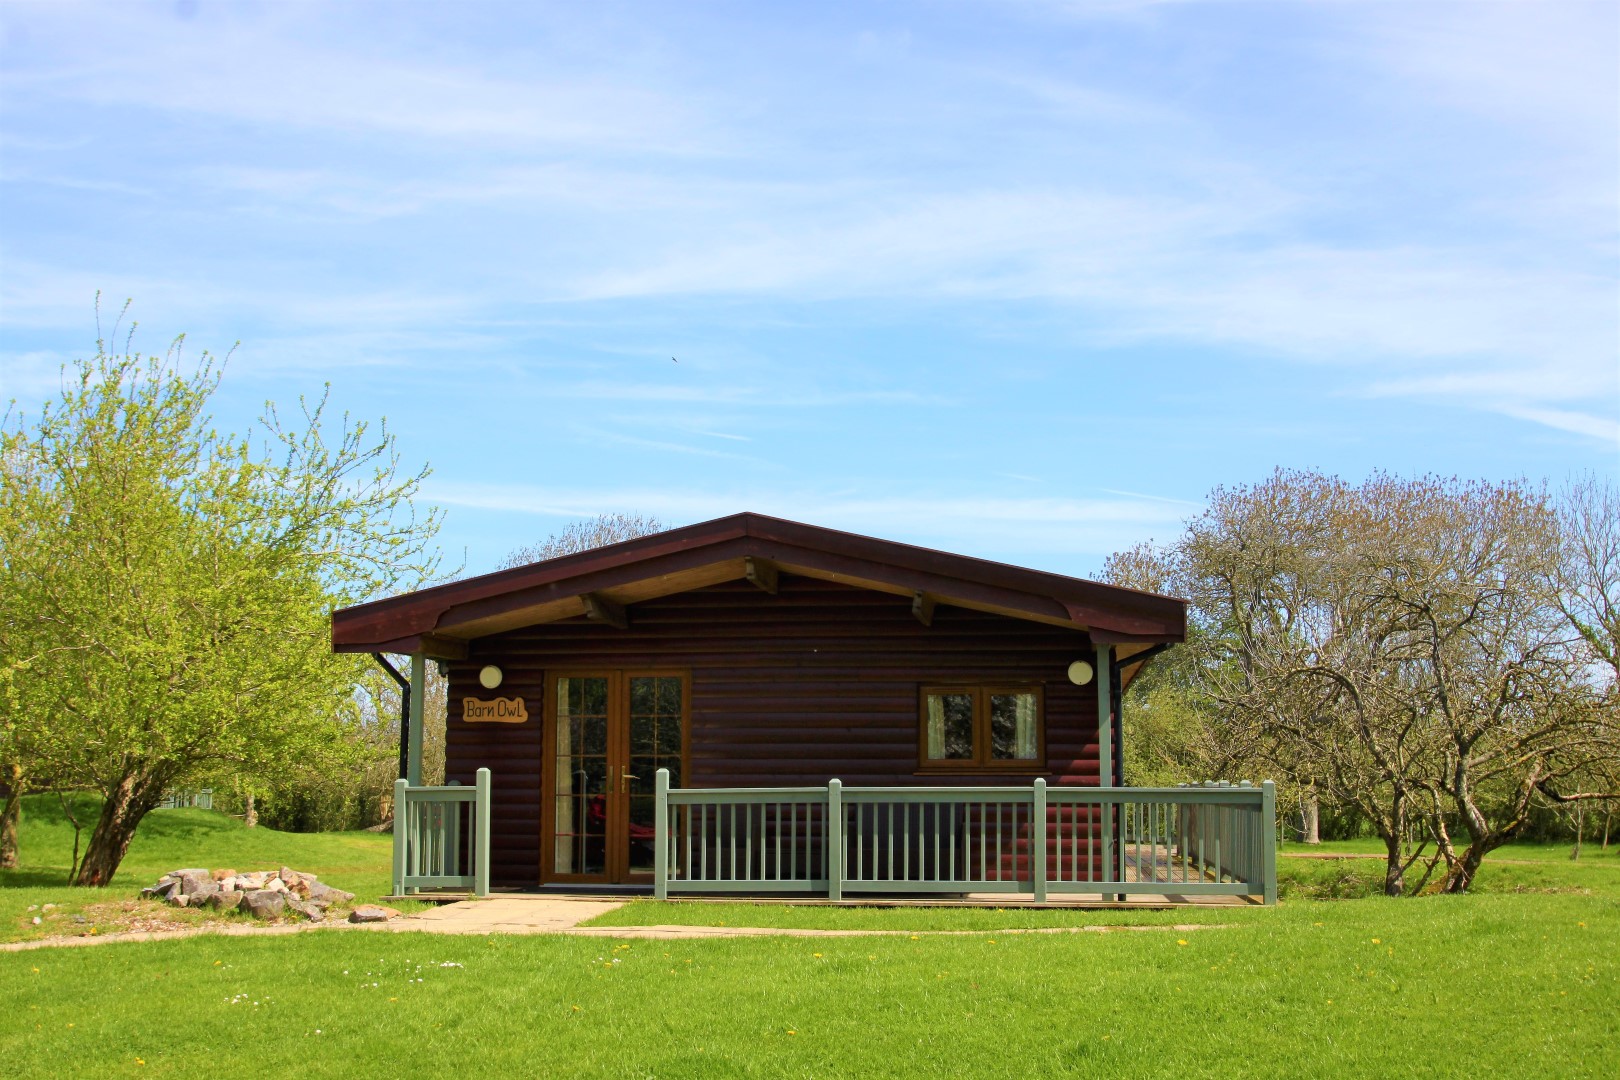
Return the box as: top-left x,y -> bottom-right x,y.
627,675 -> 683,875
554,677 -> 609,875
926,692 -> 974,760
990,692 -> 1039,760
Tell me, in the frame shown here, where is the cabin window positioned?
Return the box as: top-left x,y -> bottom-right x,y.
920,686 -> 1042,770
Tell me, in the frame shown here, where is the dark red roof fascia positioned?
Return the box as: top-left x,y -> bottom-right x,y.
331,512 -> 1185,650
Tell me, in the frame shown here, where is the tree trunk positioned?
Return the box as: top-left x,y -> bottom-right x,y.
1381,833 -> 1406,897
1571,803 -> 1583,861
1443,846 -> 1488,894
244,792 -> 257,829
1301,793 -> 1320,845
74,772 -> 160,887
0,763 -> 23,869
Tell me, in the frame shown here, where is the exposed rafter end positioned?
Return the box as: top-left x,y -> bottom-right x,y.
417,633 -> 468,660
911,590 -> 935,627
745,556 -> 779,594
582,593 -> 628,629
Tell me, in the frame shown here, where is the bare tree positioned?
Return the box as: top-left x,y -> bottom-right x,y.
497,512 -> 665,569
1154,470 -> 1612,895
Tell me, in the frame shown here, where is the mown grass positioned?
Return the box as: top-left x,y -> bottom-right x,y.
4,800 -> 1618,1077
0,794 -> 421,942
3,892 -> 1616,1078
1275,838 -> 1620,900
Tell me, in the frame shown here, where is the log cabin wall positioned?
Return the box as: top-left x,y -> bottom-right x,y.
443,575 -> 1100,888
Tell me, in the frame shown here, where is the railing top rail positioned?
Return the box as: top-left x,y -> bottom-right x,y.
399,786 -> 479,803
666,786 -> 835,801
664,782 -> 1267,804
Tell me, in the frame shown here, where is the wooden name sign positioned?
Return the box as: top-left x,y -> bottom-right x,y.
462,696 -> 529,723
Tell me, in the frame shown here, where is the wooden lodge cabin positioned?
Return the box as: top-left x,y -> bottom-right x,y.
331,514 -> 1209,896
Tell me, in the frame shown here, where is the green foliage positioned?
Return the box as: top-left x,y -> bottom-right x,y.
0,312 -> 441,880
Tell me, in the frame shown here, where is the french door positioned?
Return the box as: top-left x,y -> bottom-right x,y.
543,671 -> 686,885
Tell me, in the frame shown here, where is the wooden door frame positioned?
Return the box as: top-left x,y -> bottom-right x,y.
539,669 -> 690,888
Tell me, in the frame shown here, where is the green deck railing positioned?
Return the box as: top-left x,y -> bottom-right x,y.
392,768 -> 491,897
653,770 -> 1276,904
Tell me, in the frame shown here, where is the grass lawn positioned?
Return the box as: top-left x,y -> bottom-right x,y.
1,794 -> 426,943
3,798 -> 1617,1077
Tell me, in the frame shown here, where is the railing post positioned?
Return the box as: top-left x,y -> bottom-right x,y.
1032,778 -> 1048,903
827,779 -> 843,901
1261,780 -> 1277,906
655,768 -> 670,901
392,778 -> 409,896
474,768 -> 491,897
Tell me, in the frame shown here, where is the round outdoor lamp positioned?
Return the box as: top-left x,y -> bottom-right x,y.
478,665 -> 504,690
1066,660 -> 1094,686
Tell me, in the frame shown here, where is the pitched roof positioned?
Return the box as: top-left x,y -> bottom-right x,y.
330,512 -> 1185,661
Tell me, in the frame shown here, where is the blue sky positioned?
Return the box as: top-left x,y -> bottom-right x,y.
2,0 -> 1616,579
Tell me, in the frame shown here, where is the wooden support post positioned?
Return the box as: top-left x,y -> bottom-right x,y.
827,779 -> 843,901
582,593 -> 628,629
407,654 -> 425,787
392,778 -> 409,896
655,768 -> 670,901
911,591 -> 935,627
1095,644 -> 1119,899
1261,780 -> 1277,906
744,557 -> 779,594
474,768 -> 491,898
1032,778 -> 1048,903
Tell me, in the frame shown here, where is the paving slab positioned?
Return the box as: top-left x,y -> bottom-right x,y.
385,897 -> 624,934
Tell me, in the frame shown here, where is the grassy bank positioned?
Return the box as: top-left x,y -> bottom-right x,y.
1,794 -> 411,942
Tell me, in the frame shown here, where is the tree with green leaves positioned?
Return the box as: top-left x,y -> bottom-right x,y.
0,319 -> 442,884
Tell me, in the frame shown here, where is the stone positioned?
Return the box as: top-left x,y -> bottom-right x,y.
173,894 -> 190,908
307,881 -> 354,904
287,900 -> 325,922
347,905 -> 401,924
242,890 -> 286,919
188,880 -> 220,902
211,868 -> 237,881
236,871 -> 272,889
180,871 -> 211,896
264,877 -> 288,894
207,890 -> 243,912
141,879 -> 180,901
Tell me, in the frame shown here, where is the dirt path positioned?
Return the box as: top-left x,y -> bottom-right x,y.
2,896 -> 1232,951
1281,852 -> 1552,866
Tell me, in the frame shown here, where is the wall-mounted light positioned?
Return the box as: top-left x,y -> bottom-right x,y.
478,665 -> 504,690
1066,660 -> 1095,686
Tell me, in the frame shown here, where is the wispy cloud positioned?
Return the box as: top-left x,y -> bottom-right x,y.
422,482 -> 1194,563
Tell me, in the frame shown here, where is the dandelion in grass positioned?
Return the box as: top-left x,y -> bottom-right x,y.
1371,938 -> 1381,944
1176,940 -> 1188,946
